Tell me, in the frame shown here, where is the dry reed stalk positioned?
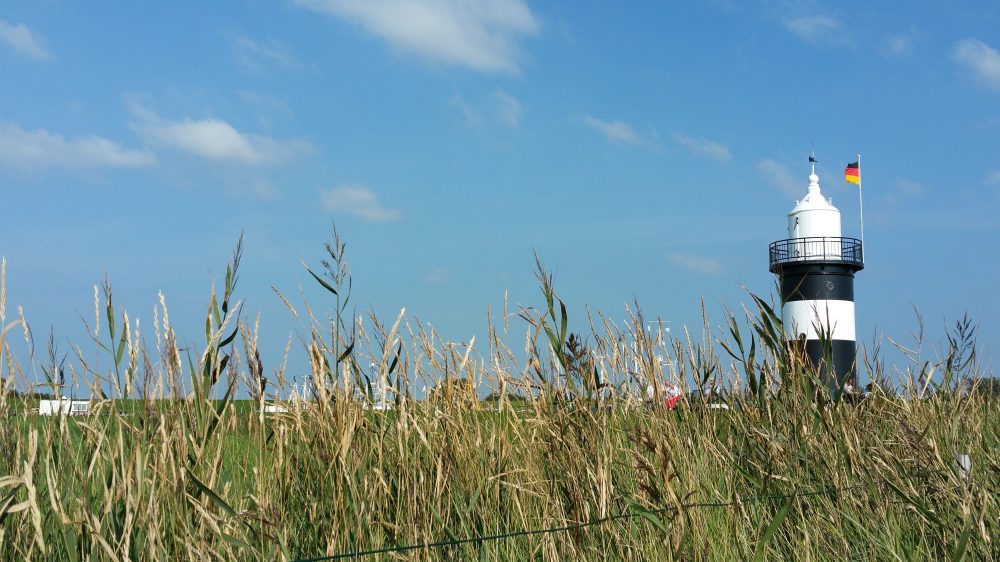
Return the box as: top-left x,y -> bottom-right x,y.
0,243 -> 995,561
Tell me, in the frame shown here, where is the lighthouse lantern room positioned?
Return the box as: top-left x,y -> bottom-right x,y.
768,159 -> 864,388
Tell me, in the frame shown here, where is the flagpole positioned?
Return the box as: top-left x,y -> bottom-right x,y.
858,153 -> 865,262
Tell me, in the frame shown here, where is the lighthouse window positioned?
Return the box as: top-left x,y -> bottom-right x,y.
826,281 -> 835,291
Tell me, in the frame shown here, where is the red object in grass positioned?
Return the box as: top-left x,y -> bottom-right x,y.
664,395 -> 682,410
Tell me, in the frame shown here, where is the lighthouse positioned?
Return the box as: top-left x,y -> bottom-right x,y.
768,159 -> 864,388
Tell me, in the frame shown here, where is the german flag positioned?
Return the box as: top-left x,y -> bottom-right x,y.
844,161 -> 860,185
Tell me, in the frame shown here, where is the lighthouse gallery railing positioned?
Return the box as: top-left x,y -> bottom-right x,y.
769,237 -> 863,272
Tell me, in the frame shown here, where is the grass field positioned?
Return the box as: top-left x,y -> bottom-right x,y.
1,241 -> 997,561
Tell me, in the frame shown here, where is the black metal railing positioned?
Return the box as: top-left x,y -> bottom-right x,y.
769,237 -> 863,272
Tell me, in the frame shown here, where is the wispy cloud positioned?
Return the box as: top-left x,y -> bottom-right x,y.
130,102 -> 310,165
954,38 -> 1000,91
895,179 -> 926,195
239,91 -> 293,116
229,34 -> 301,73
986,171 -> 1000,185
780,13 -> 850,46
882,178 -> 927,206
976,117 -> 1000,130
772,0 -> 851,46
224,179 -> 283,201
451,94 -> 481,128
672,132 -> 731,161
881,27 -> 917,57
668,252 -> 723,275
493,91 -> 522,128
423,267 -> 449,284
582,115 -> 641,145
452,91 -> 523,129
295,0 -> 539,74
320,185 -> 400,222
0,19 -> 50,60
757,159 -> 801,197
0,122 -> 154,171
238,91 -> 294,129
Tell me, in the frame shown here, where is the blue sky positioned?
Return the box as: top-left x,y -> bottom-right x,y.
1,1 -> 998,390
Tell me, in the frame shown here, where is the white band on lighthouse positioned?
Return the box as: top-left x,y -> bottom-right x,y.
782,299 -> 856,341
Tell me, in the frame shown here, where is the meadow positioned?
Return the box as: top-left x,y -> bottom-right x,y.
0,236 -> 996,561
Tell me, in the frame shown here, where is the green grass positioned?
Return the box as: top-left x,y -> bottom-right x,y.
0,240 -> 997,561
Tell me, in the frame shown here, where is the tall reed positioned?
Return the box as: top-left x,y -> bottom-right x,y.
0,236 -> 996,561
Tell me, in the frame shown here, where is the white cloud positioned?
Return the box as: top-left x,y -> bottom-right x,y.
0,122 -> 155,171
773,1 -> 855,47
882,28 -> 917,57
986,171 -> 1000,185
295,0 -> 539,74
672,132 -> 731,161
250,180 -> 282,200
239,91 -> 293,116
895,179 -> 926,195
423,267 -> 449,284
238,91 -> 294,128
451,91 -> 522,129
130,103 -> 310,165
668,252 -> 723,275
320,185 -> 400,222
230,35 -> 301,72
976,117 -> 1000,130
450,94 -> 481,128
781,16 -> 840,43
493,91 -> 522,128
954,38 -> 1000,91
0,19 -> 50,60
221,179 -> 283,201
757,159 -> 801,197
582,115 -> 640,145
145,119 -> 302,164
883,178 -> 927,206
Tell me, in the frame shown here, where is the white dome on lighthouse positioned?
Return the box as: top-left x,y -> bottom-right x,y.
787,166 -> 842,239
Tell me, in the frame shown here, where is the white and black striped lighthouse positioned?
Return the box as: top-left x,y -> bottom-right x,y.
768,159 -> 864,387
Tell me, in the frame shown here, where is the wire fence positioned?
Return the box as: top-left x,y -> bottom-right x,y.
292,481 -> 877,562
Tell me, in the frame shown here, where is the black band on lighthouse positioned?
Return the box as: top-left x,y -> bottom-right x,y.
780,264 -> 856,303
803,339 -> 858,384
